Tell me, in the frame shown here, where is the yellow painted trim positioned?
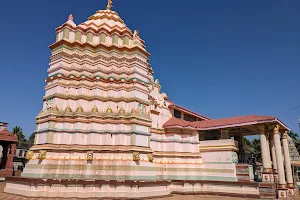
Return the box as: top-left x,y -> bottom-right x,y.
199,145 -> 238,152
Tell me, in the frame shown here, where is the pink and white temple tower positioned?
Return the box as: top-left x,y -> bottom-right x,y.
5,1 -> 295,199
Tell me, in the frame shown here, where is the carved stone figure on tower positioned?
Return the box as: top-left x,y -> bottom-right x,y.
106,0 -> 113,10
133,30 -> 139,39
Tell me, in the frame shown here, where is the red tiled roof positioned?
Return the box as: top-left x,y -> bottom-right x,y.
168,102 -> 210,120
192,115 -> 276,129
163,117 -> 194,128
0,130 -> 18,143
163,115 -> 281,130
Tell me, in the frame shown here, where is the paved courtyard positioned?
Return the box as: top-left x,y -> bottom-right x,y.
0,182 -> 256,200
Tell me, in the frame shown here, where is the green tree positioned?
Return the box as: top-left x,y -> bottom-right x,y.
288,131 -> 299,142
249,138 -> 261,163
243,137 -> 251,145
13,126 -> 26,142
27,132 -> 36,146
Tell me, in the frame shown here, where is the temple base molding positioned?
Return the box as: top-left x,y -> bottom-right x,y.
278,184 -> 287,189
263,168 -> 273,173
4,177 -> 262,199
273,173 -> 279,182
262,172 -> 274,183
277,188 -> 288,199
287,188 -> 295,196
4,177 -> 170,199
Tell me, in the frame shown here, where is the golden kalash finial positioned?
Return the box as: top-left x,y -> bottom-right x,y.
106,0 -> 113,10
92,105 -> 99,113
106,106 -> 113,113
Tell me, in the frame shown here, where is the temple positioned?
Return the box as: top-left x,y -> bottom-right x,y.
0,122 -> 18,179
4,2 -> 297,199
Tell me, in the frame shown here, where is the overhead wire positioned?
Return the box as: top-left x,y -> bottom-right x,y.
278,104 -> 300,118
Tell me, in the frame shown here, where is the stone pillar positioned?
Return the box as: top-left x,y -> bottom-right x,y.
259,127 -> 272,173
259,126 -> 273,183
269,134 -> 278,183
282,131 -> 294,189
220,129 -> 229,139
270,134 -> 278,173
273,125 -> 286,189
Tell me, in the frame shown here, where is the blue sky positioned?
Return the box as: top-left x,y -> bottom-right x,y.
0,0 -> 299,137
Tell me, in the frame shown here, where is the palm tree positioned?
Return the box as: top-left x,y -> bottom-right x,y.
249,138 -> 261,163
13,126 -> 26,142
243,137 -> 251,145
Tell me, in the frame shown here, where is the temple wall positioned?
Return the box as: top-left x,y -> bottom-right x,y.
48,61 -> 149,76
5,179 -> 170,199
21,153 -> 157,180
201,151 -> 233,163
44,99 -> 144,113
150,132 -> 199,152
44,86 -> 149,102
50,46 -> 149,64
36,133 -> 133,146
151,141 -> 198,152
20,154 -> 235,181
169,181 -> 259,197
5,178 -> 260,199
35,133 -> 148,146
48,56 -> 148,70
45,81 -> 149,98
160,108 -> 173,126
36,122 -> 151,133
48,69 -> 149,83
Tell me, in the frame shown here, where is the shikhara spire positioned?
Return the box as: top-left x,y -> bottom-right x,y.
106,0 -> 113,10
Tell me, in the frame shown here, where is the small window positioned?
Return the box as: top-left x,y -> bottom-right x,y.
87,33 -> 93,43
75,31 -> 82,42
123,36 -> 129,46
112,35 -> 118,45
18,150 -> 23,157
184,114 -> 197,122
174,110 -> 181,119
100,33 -> 106,43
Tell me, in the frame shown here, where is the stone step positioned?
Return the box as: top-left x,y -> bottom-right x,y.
259,183 -> 276,199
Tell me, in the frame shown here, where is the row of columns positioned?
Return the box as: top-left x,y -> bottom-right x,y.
260,125 -> 294,189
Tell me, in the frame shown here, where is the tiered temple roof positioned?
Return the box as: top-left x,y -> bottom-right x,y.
51,9 -> 148,56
